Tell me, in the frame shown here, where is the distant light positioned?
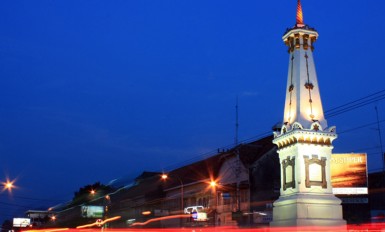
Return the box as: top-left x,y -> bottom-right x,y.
5,181 -> 13,189
90,189 -> 96,195
142,211 -> 151,215
210,181 -> 216,187
2,179 -> 15,192
161,174 -> 168,180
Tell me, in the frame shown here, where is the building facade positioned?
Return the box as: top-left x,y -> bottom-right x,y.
42,135 -> 279,228
35,134 -> 380,228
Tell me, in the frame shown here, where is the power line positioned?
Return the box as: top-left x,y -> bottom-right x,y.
164,88 -> 385,172
326,89 -> 385,113
369,167 -> 384,173
348,145 -> 380,153
11,195 -> 65,202
0,212 -> 15,217
339,119 -> 385,134
240,90 -> 385,145
162,130 -> 272,171
325,89 -> 385,118
0,201 -> 30,208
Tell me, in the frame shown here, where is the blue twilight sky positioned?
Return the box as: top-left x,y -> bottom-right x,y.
1,0 -> 385,222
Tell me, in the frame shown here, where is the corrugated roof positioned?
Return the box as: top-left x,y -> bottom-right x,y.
163,135 -> 275,188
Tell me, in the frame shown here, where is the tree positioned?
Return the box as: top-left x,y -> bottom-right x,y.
67,182 -> 113,208
1,220 -> 12,232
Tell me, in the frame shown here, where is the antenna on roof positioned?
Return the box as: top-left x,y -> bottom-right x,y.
375,106 -> 385,180
234,95 -> 241,212
235,95 -> 239,146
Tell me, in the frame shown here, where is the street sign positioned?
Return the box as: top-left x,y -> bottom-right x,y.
96,219 -> 103,227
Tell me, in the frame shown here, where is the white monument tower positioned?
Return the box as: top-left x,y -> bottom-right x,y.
270,0 -> 346,227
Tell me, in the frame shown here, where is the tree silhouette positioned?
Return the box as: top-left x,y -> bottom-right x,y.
1,220 -> 12,232
66,182 -> 113,208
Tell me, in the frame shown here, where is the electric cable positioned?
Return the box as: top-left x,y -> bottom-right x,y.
339,119 -> 385,135
325,90 -> 385,118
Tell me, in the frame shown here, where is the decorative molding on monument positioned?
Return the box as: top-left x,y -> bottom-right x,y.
283,30 -> 318,52
304,155 -> 327,189
275,120 -> 336,136
282,3 -> 318,52
282,156 -> 296,191
273,121 -> 337,150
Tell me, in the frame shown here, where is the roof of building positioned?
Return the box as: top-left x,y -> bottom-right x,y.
162,135 -> 276,189
87,135 -> 277,206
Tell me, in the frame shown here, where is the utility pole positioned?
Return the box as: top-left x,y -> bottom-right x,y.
375,106 -> 385,188
235,96 -> 241,212
235,96 -> 239,147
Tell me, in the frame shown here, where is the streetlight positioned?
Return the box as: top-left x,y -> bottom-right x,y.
1,178 -> 16,192
209,180 -> 218,226
210,181 -> 217,188
104,194 -> 111,228
5,181 -> 13,190
161,173 -> 184,226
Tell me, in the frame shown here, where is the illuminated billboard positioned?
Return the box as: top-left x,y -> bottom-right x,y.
81,205 -> 104,218
331,153 -> 368,195
13,218 -> 31,227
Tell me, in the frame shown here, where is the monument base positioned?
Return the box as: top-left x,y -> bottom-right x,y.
270,193 -> 346,228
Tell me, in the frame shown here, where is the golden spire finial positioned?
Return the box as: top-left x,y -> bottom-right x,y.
296,0 -> 304,25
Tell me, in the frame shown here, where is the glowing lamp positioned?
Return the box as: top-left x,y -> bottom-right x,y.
161,174 -> 168,180
210,181 -> 217,187
5,181 -> 13,189
142,211 -> 151,215
2,179 -> 15,192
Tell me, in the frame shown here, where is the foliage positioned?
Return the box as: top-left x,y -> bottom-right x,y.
1,220 -> 12,232
66,182 -> 113,208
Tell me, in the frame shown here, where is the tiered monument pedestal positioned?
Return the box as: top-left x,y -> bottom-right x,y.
270,193 -> 346,227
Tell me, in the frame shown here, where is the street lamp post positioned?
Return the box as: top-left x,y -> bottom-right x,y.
1,179 -> 15,192
104,195 -> 111,228
161,174 -> 184,226
209,181 -> 217,226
